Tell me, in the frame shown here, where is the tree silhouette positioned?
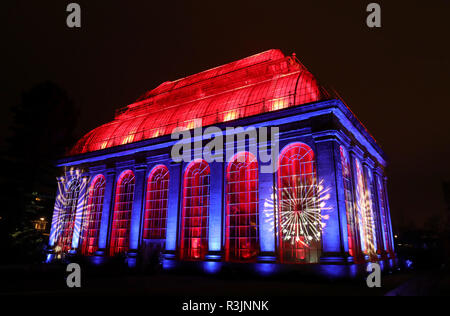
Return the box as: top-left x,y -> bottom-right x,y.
0,81 -> 78,263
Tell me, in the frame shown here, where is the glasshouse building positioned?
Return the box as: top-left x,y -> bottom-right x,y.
48,49 -> 395,274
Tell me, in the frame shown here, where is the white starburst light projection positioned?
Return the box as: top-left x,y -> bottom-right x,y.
51,167 -> 90,258
264,178 -> 332,248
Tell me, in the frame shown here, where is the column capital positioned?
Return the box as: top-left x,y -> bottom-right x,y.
105,168 -> 117,176
374,167 -> 384,177
362,157 -> 376,169
312,131 -> 340,143
312,130 -> 351,147
348,145 -> 364,159
135,164 -> 148,172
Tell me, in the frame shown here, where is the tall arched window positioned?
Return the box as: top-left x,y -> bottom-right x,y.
354,159 -> 376,256
340,147 -> 357,257
144,166 -> 169,240
81,175 -> 105,256
377,176 -> 391,253
56,179 -> 81,253
366,169 -> 379,252
278,143 -> 321,263
226,152 -> 259,262
110,170 -> 135,256
181,160 -> 210,260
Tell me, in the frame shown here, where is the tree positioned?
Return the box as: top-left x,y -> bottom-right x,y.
0,81 -> 78,263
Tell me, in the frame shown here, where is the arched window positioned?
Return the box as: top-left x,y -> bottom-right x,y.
354,159 -> 376,256
81,175 -> 105,256
377,176 -> 391,253
226,152 -> 259,262
56,179 -> 81,253
110,171 -> 135,256
144,166 -> 169,240
340,147 -> 357,257
366,169 -> 379,252
180,160 -> 210,260
278,143 -> 321,263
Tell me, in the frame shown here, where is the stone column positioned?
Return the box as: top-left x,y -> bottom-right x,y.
333,143 -> 353,260
258,162 -> 276,262
70,174 -> 90,253
207,161 -> 224,260
127,164 -> 148,266
373,169 -> 386,258
383,176 -> 396,257
164,162 -> 182,258
96,169 -> 117,256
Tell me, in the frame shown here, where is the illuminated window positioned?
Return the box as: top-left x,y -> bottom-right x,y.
110,171 -> 135,256
226,152 -> 259,262
56,179 -> 81,253
180,160 -> 210,260
377,176 -> 392,253
81,175 -> 105,256
278,143 -> 321,263
367,170 -> 379,252
354,159 -> 376,256
34,218 -> 48,231
143,166 -> 169,240
340,147 -> 357,257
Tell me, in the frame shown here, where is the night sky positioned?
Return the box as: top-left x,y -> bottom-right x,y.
2,1 -> 449,230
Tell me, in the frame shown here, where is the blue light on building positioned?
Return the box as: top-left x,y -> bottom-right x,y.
47,50 -> 396,276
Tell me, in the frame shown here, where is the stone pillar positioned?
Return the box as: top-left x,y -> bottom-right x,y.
96,169 -> 117,256
333,143 -> 353,260
70,174 -> 90,253
258,163 -> 276,262
127,165 -> 147,264
314,137 -> 348,263
374,170 -> 388,257
383,176 -> 396,256
164,162 -> 182,257
207,161 -> 224,260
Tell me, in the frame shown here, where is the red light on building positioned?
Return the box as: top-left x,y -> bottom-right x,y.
70,50 -> 326,155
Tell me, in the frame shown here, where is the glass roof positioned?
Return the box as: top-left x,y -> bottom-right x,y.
70,49 -> 328,155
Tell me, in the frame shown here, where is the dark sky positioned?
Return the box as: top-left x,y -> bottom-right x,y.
2,0 -> 449,230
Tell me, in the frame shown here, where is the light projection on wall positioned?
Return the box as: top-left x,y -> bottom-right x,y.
51,168 -> 89,257
264,180 -> 331,263
262,143 -> 331,263
340,147 -> 357,257
354,159 -> 377,258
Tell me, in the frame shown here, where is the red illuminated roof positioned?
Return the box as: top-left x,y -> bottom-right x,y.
70,49 -> 329,155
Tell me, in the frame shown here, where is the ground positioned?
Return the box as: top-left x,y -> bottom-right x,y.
1,263 -> 449,296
